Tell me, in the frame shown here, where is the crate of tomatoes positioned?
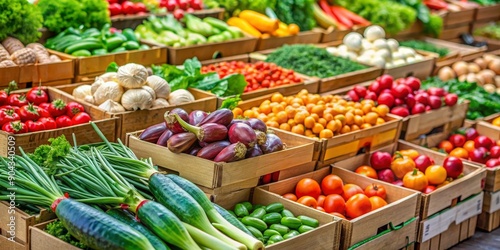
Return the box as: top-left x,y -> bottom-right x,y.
200,56 -> 319,107
0,83 -> 116,156
258,165 -> 420,250
333,140 -> 485,249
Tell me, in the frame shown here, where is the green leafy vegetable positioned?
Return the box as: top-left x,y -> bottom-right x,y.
470,0 -> 500,6
474,22 -> 500,39
106,62 -> 119,73
399,40 -> 449,57
274,0 -> 316,31
265,45 -> 367,78
45,220 -> 90,249
219,95 -> 242,110
0,0 -> 43,44
422,77 -> 500,120
29,135 -> 71,175
334,0 -> 417,34
392,0 -> 442,37
38,0 -> 110,33
202,0 -> 276,18
152,58 -> 247,97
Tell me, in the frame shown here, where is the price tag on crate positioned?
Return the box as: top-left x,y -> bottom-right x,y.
421,206 -> 458,242
488,191 -> 500,214
455,192 -> 484,224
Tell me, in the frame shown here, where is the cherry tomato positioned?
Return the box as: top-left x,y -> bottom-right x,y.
449,147 -> 469,159
297,196 -> 317,208
369,196 -> 388,211
282,193 -> 297,202
345,194 -> 372,219
355,166 -> 378,179
342,184 -> 364,201
71,112 -> 91,125
364,184 -> 387,199
321,174 -> 344,195
463,140 -> 475,153
295,178 -> 321,199
323,194 -> 346,214
438,140 -> 454,153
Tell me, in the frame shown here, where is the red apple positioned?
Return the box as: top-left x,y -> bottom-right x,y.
370,152 -> 392,170
443,156 -> 464,178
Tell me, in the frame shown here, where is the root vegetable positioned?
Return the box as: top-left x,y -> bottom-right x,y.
468,63 -> 480,73
10,48 -> 36,65
474,58 -> 487,69
120,87 -> 154,111
2,37 -> 24,54
117,63 -> 148,89
489,59 -> 500,74
452,61 -> 468,76
168,89 -> 195,105
438,66 -> 456,81
484,84 -> 496,94
479,69 -> 495,84
495,76 -> 500,88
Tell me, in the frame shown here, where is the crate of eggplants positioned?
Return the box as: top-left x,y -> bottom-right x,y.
139,108 -> 285,163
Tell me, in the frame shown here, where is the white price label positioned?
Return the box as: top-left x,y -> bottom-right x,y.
455,192 -> 484,224
421,207 -> 457,242
488,191 -> 500,213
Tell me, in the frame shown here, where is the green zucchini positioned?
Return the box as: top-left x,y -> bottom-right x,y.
227,27 -> 243,38
65,41 -> 103,54
283,230 -> 300,239
165,174 -> 264,250
269,234 -> 284,243
106,208 -> 170,250
55,198 -> 154,250
241,202 -> 253,213
249,207 -> 266,219
245,226 -> 263,239
71,49 -> 92,57
241,217 -> 267,232
263,229 -> 280,237
92,48 -> 108,55
234,203 -> 249,217
253,204 -> 265,211
265,202 -> 284,213
270,224 -> 290,236
136,200 -> 200,250
111,47 -> 127,53
281,209 -> 295,218
106,36 -> 127,51
203,17 -> 229,31
82,28 -> 100,36
139,44 -> 151,50
262,212 -> 282,225
297,215 -> 319,228
212,203 -> 254,237
123,41 -> 140,50
122,28 -> 139,42
149,174 -> 245,250
298,225 -> 315,234
280,217 -> 302,229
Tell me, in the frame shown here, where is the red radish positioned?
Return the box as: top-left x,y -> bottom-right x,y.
377,169 -> 396,183
390,107 -> 410,117
427,87 -> 445,97
368,81 -> 382,94
414,155 -> 434,172
377,93 -> 394,108
186,7 -> 195,13
353,85 -> 367,97
486,158 -> 500,168
403,77 -> 421,91
474,136 -> 493,149
411,103 -> 426,114
391,84 -> 411,99
406,94 -> 416,109
377,75 -> 393,90
427,95 -> 442,109
364,91 -> 378,100
394,98 -> 405,107
415,92 -> 429,105
444,93 -> 458,106
189,0 -> 203,10
370,152 -> 392,170
464,128 -> 479,141
347,90 -> 360,102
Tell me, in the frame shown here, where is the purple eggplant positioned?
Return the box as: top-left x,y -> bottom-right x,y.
227,119 -> 250,129
247,118 -> 267,132
167,132 -> 197,153
228,122 -> 257,148
139,123 -> 167,143
196,141 -> 231,160
188,145 -> 202,156
173,114 -> 228,143
214,142 -> 247,162
164,108 -> 189,134
260,133 -> 284,154
255,130 -> 267,146
156,129 -> 174,146
245,144 -> 263,158
198,109 -> 234,126
189,110 -> 208,125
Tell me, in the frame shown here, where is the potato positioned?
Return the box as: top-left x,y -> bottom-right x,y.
452,61 -> 468,76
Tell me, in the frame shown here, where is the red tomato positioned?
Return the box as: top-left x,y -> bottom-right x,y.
56,115 -> 73,128
342,184 -> 364,201
364,184 -> 387,199
38,117 -> 57,130
282,193 -> 297,202
323,194 -> 346,214
48,99 -> 67,117
26,88 -> 49,105
2,121 -> 27,134
345,194 -> 372,219
355,166 -> 378,179
25,120 -> 45,132
449,134 -> 466,148
369,196 -> 388,211
295,178 -> 321,199
18,104 -> 40,122
0,108 -> 20,126
7,94 -> 28,107
438,140 -> 454,153
108,3 -> 122,16
66,102 -> 85,118
377,75 -> 393,90
121,1 -> 136,14
317,195 -> 325,207
444,93 -> 458,106
321,174 -> 344,195
297,196 -> 317,208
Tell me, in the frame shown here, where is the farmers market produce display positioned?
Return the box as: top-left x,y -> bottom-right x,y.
399,40 -> 450,57
314,0 -> 371,30
264,44 -> 367,79
280,174 -> 389,219
0,0 -> 43,44
326,25 -> 427,68
135,14 -> 245,47
355,150 -> 464,192
0,84 -> 91,134
474,22 -> 500,40
233,89 -> 390,138
201,61 -> 304,93
229,201 -> 320,245
107,0 -> 149,17
436,127 -> 500,168
45,26 -> 150,57
342,75 -> 459,117
140,107 -> 284,162
0,37 -> 61,67
227,10 -> 300,38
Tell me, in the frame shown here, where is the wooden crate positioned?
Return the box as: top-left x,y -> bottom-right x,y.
384,54 -> 436,80
30,219 -> 81,250
420,37 -> 486,65
439,25 -> 471,41
237,92 -> 403,165
49,45 -> 167,82
296,30 -> 323,44
318,26 -> 368,44
111,8 -> 225,30
334,140 -> 486,220
127,128 -> 316,189
0,234 -> 25,250
477,190 -> 500,232
416,192 -> 483,250
475,4 -> 500,22
390,22 -> 424,41
0,201 -> 55,245
0,51 -> 74,88
0,87 -> 116,156
259,166 -> 420,250
255,30 -> 322,51
55,83 -> 217,142
439,9 -> 477,28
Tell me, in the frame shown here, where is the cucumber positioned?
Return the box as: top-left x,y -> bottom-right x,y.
111,47 -> 127,53
283,230 -> 300,239
83,31 -> 101,39
253,204 -> 265,211
262,212 -> 282,226
266,240 -> 275,245
298,225 -> 315,234
269,234 -> 284,243
54,36 -> 83,51
297,215 -> 319,228
240,202 -> 253,213
270,224 -> 290,236
203,17 -> 229,31
241,216 -> 267,232
149,174 -> 244,249
92,48 -> 108,55
105,36 -> 127,51
123,41 -> 140,50
281,209 -> 295,218
65,41 -> 103,54
106,208 -> 170,250
82,28 -> 100,37
249,207 -> 266,219
71,49 -> 92,57
280,217 -> 302,229
246,226 -> 263,239
228,210 -> 237,218
136,200 -> 200,249
55,198 -> 154,250
139,44 -> 151,50
234,203 -> 249,217
227,27 -> 243,38
212,203 -> 254,237
265,202 -> 284,213
122,28 -> 139,42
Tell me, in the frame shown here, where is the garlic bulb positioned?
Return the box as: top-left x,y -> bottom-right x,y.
84,95 -> 95,104
152,98 -> 170,108
147,75 -> 171,99
142,85 -> 156,100
93,81 -> 124,105
72,85 -> 92,100
99,100 -> 126,113
117,63 -> 148,89
121,88 -> 154,111
91,77 -> 104,95
168,89 -> 195,105
92,72 -> 118,95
